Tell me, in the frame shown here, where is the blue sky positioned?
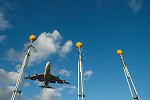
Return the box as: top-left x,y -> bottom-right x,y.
0,0 -> 150,100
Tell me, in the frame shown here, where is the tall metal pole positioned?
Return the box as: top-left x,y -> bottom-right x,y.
117,50 -> 140,100
18,53 -> 30,100
78,58 -> 80,100
76,42 -> 85,100
11,35 -> 36,100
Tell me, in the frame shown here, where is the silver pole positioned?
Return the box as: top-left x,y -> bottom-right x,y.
81,61 -> 85,100
120,54 -> 140,100
11,36 -> 37,100
18,52 -> 30,100
78,60 -> 80,100
11,45 -> 31,100
78,47 -> 85,100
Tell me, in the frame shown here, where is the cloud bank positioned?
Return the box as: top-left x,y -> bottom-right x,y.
58,69 -> 73,78
0,68 -> 29,100
36,89 -> 61,100
0,85 -> 15,100
59,41 -> 73,57
36,85 -> 76,100
0,69 -> 19,84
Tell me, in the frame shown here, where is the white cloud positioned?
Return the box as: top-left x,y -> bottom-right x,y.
67,86 -> 76,94
51,30 -> 62,41
0,13 -> 11,30
0,68 -> 30,100
36,85 -> 76,100
24,82 -> 30,87
59,40 -> 73,57
55,85 -> 76,94
0,0 -> 23,19
84,70 -> 93,80
127,0 -> 143,14
0,0 -> 23,31
0,69 -> 19,84
0,35 -> 7,43
0,85 -> 14,100
58,69 -> 73,78
5,30 -> 73,64
0,85 -> 29,100
36,89 -> 61,100
15,64 -> 22,72
0,69 -> 22,99
35,81 -> 43,86
29,30 -> 61,63
5,48 -> 24,62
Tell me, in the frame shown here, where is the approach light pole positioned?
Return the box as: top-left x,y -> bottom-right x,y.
117,50 -> 140,100
76,42 -> 85,100
11,35 -> 37,100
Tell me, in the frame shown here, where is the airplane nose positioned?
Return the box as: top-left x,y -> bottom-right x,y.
47,61 -> 50,66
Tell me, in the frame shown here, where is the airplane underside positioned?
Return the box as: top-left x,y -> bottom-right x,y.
39,86 -> 53,89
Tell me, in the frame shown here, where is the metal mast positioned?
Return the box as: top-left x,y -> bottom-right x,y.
76,42 -> 85,100
117,50 -> 140,100
11,35 -> 37,100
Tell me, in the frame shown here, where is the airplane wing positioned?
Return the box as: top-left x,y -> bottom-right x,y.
24,74 -> 44,82
50,74 -> 70,84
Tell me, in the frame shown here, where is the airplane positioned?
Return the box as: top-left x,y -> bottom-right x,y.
24,61 -> 70,88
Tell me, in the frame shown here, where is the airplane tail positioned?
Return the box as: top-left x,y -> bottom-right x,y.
39,86 -> 53,89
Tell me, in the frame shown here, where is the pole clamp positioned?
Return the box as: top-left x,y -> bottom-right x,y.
14,89 -> 21,94
78,52 -> 83,59
24,45 -> 37,52
133,96 -> 139,99
78,94 -> 82,97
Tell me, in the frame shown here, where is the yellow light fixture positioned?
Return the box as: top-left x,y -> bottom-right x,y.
29,35 -> 36,41
117,50 -> 123,55
76,42 -> 82,48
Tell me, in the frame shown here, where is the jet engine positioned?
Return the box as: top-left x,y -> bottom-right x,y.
50,80 -> 56,83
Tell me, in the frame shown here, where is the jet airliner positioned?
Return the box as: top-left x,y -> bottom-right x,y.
24,61 -> 70,88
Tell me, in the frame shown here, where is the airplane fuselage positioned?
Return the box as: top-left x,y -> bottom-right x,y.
24,61 -> 70,88
44,62 -> 50,88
